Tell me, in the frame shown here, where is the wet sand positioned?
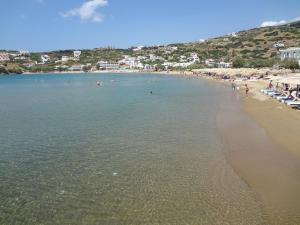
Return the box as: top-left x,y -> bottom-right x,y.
217,90 -> 300,225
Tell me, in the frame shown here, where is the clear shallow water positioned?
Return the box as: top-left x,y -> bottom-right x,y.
0,74 -> 264,225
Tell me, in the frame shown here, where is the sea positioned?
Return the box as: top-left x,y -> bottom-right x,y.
0,73 -> 265,225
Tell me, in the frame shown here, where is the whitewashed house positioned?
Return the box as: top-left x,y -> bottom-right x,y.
280,48 -> 300,65
205,59 -> 217,67
217,62 -> 232,68
41,55 -> 50,64
73,51 -> 81,61
98,61 -> 119,70
273,42 -> 285,48
61,56 -> 71,63
133,46 -> 144,52
0,52 -> 10,62
68,65 -> 84,71
119,56 -> 143,69
189,53 -> 200,63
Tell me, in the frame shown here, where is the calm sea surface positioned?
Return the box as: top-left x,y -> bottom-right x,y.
0,73 -> 264,225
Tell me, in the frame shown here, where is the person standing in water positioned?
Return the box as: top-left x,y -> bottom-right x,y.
245,84 -> 249,95
231,80 -> 236,91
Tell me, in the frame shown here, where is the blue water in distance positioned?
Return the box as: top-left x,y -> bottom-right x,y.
0,73 -> 264,225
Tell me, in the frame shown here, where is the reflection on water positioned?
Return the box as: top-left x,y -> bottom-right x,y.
0,74 -> 264,224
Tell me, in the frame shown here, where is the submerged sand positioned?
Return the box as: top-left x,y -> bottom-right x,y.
217,86 -> 300,225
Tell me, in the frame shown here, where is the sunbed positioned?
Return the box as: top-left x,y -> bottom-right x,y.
286,101 -> 300,106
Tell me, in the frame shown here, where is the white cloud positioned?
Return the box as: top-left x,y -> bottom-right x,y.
261,20 -> 286,27
260,16 -> 300,27
62,0 -> 108,23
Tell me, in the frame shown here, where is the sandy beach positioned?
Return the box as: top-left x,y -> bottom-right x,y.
209,69 -> 300,225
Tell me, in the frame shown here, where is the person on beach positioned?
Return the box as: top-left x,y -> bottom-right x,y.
268,81 -> 273,89
231,80 -> 236,91
245,84 -> 249,95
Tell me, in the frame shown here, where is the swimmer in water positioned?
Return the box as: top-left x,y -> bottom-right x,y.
96,81 -> 102,86
150,91 -> 153,94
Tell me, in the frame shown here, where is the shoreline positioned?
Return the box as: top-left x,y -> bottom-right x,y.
216,82 -> 300,224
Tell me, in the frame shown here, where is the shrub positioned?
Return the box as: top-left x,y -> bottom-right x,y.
232,57 -> 246,68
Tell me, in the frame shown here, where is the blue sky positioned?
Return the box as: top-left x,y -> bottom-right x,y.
1,0 -> 299,52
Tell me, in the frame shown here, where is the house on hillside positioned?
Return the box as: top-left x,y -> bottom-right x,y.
61,56 -> 71,63
217,62 -> 232,68
41,55 -> 50,64
205,59 -> 217,67
0,52 -> 10,62
68,65 -> 84,71
98,61 -> 120,70
273,42 -> 285,49
73,51 -> 81,61
280,47 -> 300,65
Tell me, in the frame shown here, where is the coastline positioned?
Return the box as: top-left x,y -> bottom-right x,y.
217,81 -> 300,224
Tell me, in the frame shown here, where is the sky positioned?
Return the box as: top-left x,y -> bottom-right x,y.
0,0 -> 300,52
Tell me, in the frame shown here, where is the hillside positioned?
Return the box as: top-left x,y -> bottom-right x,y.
152,20 -> 300,64
1,21 -> 300,73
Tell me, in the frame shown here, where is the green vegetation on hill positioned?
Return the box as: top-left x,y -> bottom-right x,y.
1,21 -> 300,74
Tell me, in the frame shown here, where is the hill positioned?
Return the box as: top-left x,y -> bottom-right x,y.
1,21 -> 300,73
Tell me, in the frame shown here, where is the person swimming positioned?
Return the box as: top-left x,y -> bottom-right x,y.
150,91 -> 153,94
96,81 -> 102,86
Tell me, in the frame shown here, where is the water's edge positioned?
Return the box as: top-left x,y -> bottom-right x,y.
216,89 -> 300,225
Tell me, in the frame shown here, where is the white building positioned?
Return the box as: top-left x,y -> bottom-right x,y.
68,65 -> 84,71
0,52 -> 10,62
217,62 -> 232,68
41,55 -> 50,63
133,46 -> 144,52
179,55 -> 187,62
19,50 -> 30,55
174,62 -> 193,68
73,51 -> 81,61
119,56 -> 143,69
55,65 -> 69,70
162,62 -> 176,69
229,32 -> 238,37
149,54 -> 163,62
189,53 -> 200,63
280,48 -> 300,65
61,56 -> 70,63
98,61 -> 119,70
144,64 -> 155,71
164,46 -> 178,54
205,59 -> 217,67
273,42 -> 285,49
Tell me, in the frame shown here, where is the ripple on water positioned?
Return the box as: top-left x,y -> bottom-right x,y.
0,73 -> 265,225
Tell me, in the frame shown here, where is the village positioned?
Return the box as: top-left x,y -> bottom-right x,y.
1,43 -> 299,74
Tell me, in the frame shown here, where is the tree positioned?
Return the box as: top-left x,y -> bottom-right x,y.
187,63 -> 204,70
281,59 -> 300,70
232,57 -> 246,68
0,66 -> 9,74
83,65 -> 92,72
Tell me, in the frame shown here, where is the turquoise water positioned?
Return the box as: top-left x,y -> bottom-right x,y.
0,73 -> 264,225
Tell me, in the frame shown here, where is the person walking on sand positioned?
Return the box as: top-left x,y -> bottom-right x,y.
245,84 -> 249,95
